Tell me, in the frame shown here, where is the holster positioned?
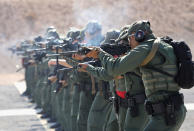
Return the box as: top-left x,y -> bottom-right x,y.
101,82 -> 112,102
126,92 -> 146,117
144,92 -> 184,126
111,95 -> 119,117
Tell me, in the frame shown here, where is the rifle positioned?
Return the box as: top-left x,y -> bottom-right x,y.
46,46 -> 91,57
53,46 -> 62,93
57,56 -> 101,72
48,43 -> 130,59
8,46 -> 17,54
26,48 -> 47,52
46,51 -> 78,57
100,43 -> 130,56
52,46 -> 79,93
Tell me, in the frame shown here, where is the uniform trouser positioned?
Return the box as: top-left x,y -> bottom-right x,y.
77,91 -> 94,131
71,85 -> 80,131
31,77 -> 38,102
39,78 -> 47,108
40,77 -> 49,110
42,84 -> 51,115
104,107 -> 119,131
34,78 -> 43,107
25,66 -> 35,96
124,103 -> 149,131
87,92 -> 112,131
144,104 -> 186,131
24,67 -> 30,94
55,88 -> 64,124
118,107 -> 127,131
50,82 -> 58,119
61,87 -> 71,131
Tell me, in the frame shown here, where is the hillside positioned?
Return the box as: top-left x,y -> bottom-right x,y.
0,0 -> 193,46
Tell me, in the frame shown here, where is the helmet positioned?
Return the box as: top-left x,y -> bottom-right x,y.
84,20 -> 102,35
101,29 -> 120,45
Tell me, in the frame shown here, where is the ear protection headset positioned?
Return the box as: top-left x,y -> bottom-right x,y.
128,30 -> 145,42
132,21 -> 151,42
134,30 -> 145,42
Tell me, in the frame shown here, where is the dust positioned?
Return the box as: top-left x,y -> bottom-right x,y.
0,0 -> 194,85
0,0 -> 193,45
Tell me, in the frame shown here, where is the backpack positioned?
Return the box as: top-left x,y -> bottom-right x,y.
142,36 -> 194,89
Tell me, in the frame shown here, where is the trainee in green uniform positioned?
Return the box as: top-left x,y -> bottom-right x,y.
83,20 -> 186,131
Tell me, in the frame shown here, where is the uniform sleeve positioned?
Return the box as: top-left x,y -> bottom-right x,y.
98,44 -> 151,77
86,65 -> 114,81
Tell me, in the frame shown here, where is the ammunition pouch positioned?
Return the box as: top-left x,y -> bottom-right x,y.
144,93 -> 184,126
104,92 -> 112,102
125,92 -> 146,117
111,92 -> 146,118
101,82 -> 112,102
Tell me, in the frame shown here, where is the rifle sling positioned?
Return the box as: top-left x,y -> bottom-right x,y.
140,38 -> 160,66
140,37 -> 175,78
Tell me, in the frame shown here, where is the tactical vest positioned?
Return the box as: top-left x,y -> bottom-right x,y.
117,78 -> 126,92
140,39 -> 180,97
124,72 -> 144,95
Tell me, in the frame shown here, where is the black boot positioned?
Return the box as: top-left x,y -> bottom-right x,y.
55,126 -> 64,131
37,110 -> 44,114
47,118 -> 57,123
34,105 -> 41,109
40,113 -> 49,119
21,91 -> 29,96
50,123 -> 60,129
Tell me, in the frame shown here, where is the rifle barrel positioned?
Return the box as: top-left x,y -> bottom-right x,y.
46,51 -> 78,57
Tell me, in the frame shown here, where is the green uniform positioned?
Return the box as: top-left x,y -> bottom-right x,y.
35,59 -> 49,109
84,63 -> 119,131
86,57 -> 148,131
59,72 -> 73,131
123,72 -> 148,131
25,64 -> 36,97
77,89 -> 94,131
66,57 -> 95,131
87,81 -> 112,131
24,66 -> 31,96
51,82 -> 57,119
70,70 -> 81,131
87,33 -> 186,131
76,72 -> 94,131
71,84 -> 81,131
33,62 -> 43,108
40,58 -> 50,113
